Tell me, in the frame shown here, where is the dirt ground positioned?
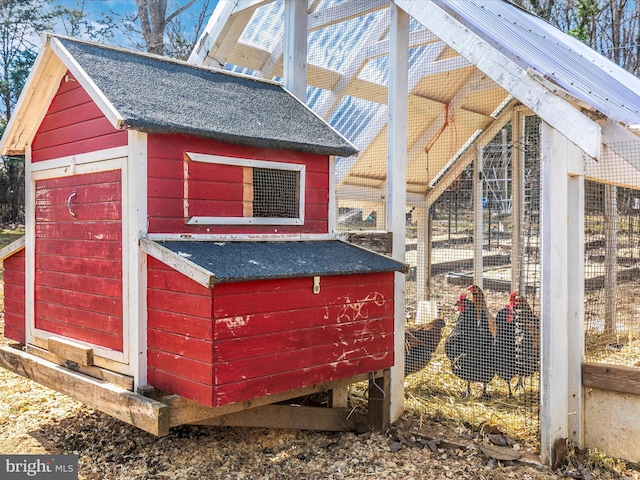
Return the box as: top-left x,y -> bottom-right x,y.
1,318 -> 638,480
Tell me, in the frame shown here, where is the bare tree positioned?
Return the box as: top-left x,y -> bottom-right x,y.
135,0 -> 197,55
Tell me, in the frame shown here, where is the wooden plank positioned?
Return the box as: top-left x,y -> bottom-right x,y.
283,0 -> 308,101
0,236 -> 25,261
539,123 -> 570,465
368,368 -> 390,430
344,231 -> 391,254
387,3 -> 409,424
140,237 -> 214,289
215,332 -> 393,383
329,387 -> 349,409
48,336 -> 94,366
164,371 -> 383,427
0,345 -> 169,436
214,317 -> 393,363
26,344 -> 133,390
147,329 -> 212,363
214,353 -> 393,407
193,404 -> 366,432
582,363 -> 640,396
215,297 -> 393,340
35,318 -> 123,352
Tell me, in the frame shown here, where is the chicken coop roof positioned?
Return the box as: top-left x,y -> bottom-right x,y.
188,0 -> 640,204
0,34 -> 358,158
141,239 -> 408,288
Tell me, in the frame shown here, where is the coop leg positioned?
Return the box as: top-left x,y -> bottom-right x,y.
367,369 -> 390,431
329,386 -> 348,408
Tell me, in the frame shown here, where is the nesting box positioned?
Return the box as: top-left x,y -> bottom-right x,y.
0,34 -> 405,432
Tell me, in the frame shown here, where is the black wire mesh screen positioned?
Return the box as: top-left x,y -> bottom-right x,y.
403,115 -> 542,445
584,143 -> 640,367
252,167 -> 299,218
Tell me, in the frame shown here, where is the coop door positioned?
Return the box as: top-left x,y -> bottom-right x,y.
29,165 -> 129,370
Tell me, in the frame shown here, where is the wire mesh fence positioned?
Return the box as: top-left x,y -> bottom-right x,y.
400,115 -> 542,444
584,143 -> 640,367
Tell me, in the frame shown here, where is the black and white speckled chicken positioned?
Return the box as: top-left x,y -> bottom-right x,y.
494,291 -> 519,397
404,317 -> 446,376
445,292 -> 495,400
514,294 -> 540,389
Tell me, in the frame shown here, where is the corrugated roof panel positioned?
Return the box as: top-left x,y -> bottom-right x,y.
440,0 -> 640,125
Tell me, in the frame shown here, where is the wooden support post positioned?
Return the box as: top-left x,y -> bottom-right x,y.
387,2 -> 409,423
474,145 -> 484,287
511,109 -> 524,294
368,369 -> 391,431
328,387 -> 349,409
568,170 -> 585,448
416,207 -> 433,303
604,184 -> 618,336
540,123 -> 570,465
283,0 -> 308,102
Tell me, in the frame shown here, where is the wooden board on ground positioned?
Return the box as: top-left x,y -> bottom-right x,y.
193,404 -> 367,431
0,345 -> 169,436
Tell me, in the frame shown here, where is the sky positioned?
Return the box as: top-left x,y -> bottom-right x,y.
50,0 -> 219,52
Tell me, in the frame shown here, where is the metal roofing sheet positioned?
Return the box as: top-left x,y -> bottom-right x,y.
441,0 -> 640,126
156,240 -> 407,283
57,36 -> 358,157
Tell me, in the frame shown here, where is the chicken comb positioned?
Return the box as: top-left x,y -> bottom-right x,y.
509,290 -> 519,305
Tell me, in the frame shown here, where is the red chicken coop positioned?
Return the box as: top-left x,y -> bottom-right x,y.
0,34 -> 406,435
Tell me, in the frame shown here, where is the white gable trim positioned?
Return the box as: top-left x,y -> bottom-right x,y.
47,35 -> 124,131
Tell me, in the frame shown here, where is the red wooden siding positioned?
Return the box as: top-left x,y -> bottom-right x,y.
3,250 -> 26,344
211,273 -> 395,407
147,134 -> 329,235
147,257 -> 214,406
146,261 -> 394,409
34,170 -> 123,351
31,72 -> 127,162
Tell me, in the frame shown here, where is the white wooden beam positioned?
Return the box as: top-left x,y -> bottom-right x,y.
0,236 -> 25,262
283,0 -> 308,101
308,0 -> 388,32
367,27 -> 439,59
424,103 -> 515,209
314,15 -> 389,119
604,185 -> 617,336
406,69 -> 483,168
336,49 -> 441,188
387,2 -> 408,424
539,122 -> 570,465
188,0 -> 267,66
511,109 -> 524,294
473,145 -> 484,288
567,164 -> 585,449
394,0 -> 601,159
49,36 -> 123,130
140,237 -> 215,289
126,131 -> 149,387
0,37 -> 66,156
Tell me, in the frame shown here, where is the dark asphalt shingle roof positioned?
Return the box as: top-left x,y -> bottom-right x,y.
156,240 -> 407,284
57,37 -> 358,157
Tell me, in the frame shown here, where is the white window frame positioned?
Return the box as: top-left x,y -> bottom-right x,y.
184,152 -> 306,225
